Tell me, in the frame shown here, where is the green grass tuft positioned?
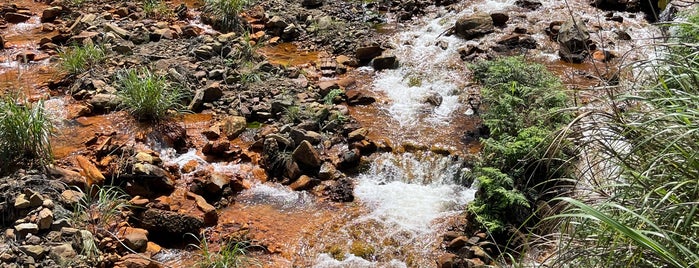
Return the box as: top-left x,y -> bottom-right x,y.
116,68 -> 186,121
58,44 -> 106,74
0,96 -> 53,174
203,0 -> 251,33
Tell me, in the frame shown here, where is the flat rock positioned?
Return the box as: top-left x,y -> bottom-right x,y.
15,223 -> 39,237
38,208 -> 53,230
5,13 -> 31,24
19,245 -> 46,260
454,12 -> 494,39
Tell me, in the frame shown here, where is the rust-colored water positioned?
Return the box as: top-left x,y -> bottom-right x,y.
259,43 -> 320,67
51,111 -> 139,159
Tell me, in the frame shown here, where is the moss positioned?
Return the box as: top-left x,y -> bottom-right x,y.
349,241 -> 375,259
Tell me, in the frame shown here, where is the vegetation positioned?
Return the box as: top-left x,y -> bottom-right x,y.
58,44 -> 106,74
190,234 -> 258,268
203,0 -> 251,33
323,88 -> 344,105
0,96 -> 53,174
116,68 -> 186,121
142,0 -> 172,19
72,185 -> 130,233
467,56 -> 572,237
546,9 -> 699,267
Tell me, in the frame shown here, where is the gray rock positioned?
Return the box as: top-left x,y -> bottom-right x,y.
89,93 -> 120,112
49,244 -> 76,262
104,23 -> 130,39
193,45 -> 214,60
139,208 -> 204,235
557,19 -> 590,63
37,208 -> 53,230
454,12 -> 494,39
221,116 -> 247,139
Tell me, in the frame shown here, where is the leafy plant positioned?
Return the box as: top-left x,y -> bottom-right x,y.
142,0 -> 172,19
0,96 -> 53,174
58,44 -> 106,74
116,68 -> 186,121
323,89 -> 344,105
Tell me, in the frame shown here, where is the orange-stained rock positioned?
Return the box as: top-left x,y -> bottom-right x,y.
76,155 -> 105,187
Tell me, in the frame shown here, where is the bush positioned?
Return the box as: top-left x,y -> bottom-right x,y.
143,0 -> 172,19
190,234 -> 259,268
0,96 -> 53,174
58,44 -> 106,74
468,56 -> 572,240
116,68 -> 185,121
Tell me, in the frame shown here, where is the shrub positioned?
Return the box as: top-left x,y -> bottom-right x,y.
143,0 -> 172,19
116,68 -> 185,121
467,56 -> 572,241
190,234 -> 259,268
0,96 -> 53,174
72,185 -> 130,232
58,44 -> 106,74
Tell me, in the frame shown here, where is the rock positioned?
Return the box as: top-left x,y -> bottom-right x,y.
290,128 -> 321,146
289,175 -> 319,191
118,227 -> 149,252
454,12 -> 494,39
265,16 -> 288,36
115,253 -> 156,268
470,245 -> 490,262
447,236 -> 468,249
104,23 -> 130,39
146,242 -> 162,255
60,190 -> 84,207
515,0 -> 543,10
139,208 -> 204,235
348,128 -> 369,142
490,12 -> 509,27
127,163 -> 176,197
14,194 -> 32,209
49,244 -> 76,262
302,0 -> 323,8
0,35 -> 4,49
372,53 -> 398,70
292,140 -> 322,168
327,177 -> 354,202
318,81 -> 339,96
5,13 -> 31,24
113,40 -> 134,54
221,116 -> 247,140
467,258 -> 485,267
557,19 -> 591,63
339,149 -> 361,169
424,92 -> 443,106
51,219 -> 71,231
193,45 -> 214,60
205,172 -> 230,194
89,93 -> 120,112
318,162 -> 337,180
0,252 -> 16,263
41,7 -> 63,22
346,90 -> 376,106
593,50 -> 616,62
202,125 -> 221,140
356,45 -> 384,62
186,192 -> 217,224
48,166 -> 87,188
437,253 -> 457,268
19,245 -> 46,260
38,208 -> 53,230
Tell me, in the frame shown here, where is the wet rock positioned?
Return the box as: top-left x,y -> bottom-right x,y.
454,12 -> 494,39
372,53 -> 398,70
495,35 -> 538,51
593,50 -> 617,62
76,155 -> 106,186
515,0 -> 543,10
19,245 -> 46,260
615,30 -> 632,40
339,148 -> 361,169
156,122 -> 188,151
292,140 -> 322,168
187,192 -> 217,225
490,12 -> 509,27
356,45 -> 384,62
221,116 -> 247,139
89,93 -> 120,112
289,175 -> 319,191
447,236 -> 468,249
0,35 -> 4,49
5,13 -> 31,24
348,128 -> 369,142
346,90 -> 376,106
14,223 -> 39,237
118,227 -> 149,252
115,253 -> 156,268
424,91 -> 443,106
437,253 -> 457,268
318,162 -> 337,180
126,163 -> 176,197
557,19 -> 591,63
139,208 -> 204,235
327,177 -> 354,202
37,208 -> 53,230
41,7 -> 63,22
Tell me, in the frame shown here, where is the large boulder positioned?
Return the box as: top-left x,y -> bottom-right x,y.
138,208 -> 204,235
454,12 -> 494,39
557,19 -> 590,63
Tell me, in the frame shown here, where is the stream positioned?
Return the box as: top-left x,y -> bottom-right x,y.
0,0 -> 661,266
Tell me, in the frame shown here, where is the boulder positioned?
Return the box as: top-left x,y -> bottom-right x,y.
37,208 -> 53,230
454,12 -> 494,39
292,140 -> 322,168
327,177 -> 354,202
118,227 -> 149,252
139,208 -> 204,235
49,244 -> 76,263
372,53 -> 398,70
5,13 -> 31,24
557,19 -> 591,63
41,7 -> 63,22
302,0 -> 323,7
89,93 -> 120,112
19,245 -> 46,260
289,175 -> 320,191
490,12 -> 509,27
356,45 -> 384,62
221,116 -> 247,140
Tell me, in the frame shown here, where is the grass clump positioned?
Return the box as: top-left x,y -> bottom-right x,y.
547,10 -> 699,267
116,68 -> 185,121
72,185 -> 130,233
190,234 -> 259,268
467,56 -> 572,237
143,0 -> 172,19
202,0 -> 251,33
0,96 -> 53,174
58,44 -> 106,74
